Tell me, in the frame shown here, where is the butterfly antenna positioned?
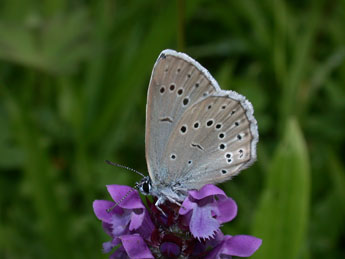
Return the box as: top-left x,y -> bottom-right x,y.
106,188 -> 136,213
105,160 -> 145,177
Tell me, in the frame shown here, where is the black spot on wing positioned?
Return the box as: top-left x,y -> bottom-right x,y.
191,143 -> 204,151
160,117 -> 173,123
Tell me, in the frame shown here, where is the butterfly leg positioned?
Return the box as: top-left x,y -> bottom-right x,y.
166,196 -> 182,207
155,197 -> 167,216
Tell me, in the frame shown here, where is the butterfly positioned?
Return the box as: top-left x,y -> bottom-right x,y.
126,49 -> 258,209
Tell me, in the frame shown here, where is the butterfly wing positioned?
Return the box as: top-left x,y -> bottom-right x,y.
145,50 -> 218,183
145,49 -> 258,190
161,93 -> 258,190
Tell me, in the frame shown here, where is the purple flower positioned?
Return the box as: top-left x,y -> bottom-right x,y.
179,184 -> 237,239
93,185 -> 154,254
111,234 -> 154,259
205,234 -> 262,258
93,184 -> 262,258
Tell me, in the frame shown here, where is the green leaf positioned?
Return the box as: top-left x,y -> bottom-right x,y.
329,152 -> 345,216
252,118 -> 310,259
0,9 -> 90,74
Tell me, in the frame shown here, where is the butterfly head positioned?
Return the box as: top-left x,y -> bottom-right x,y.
136,176 -> 152,195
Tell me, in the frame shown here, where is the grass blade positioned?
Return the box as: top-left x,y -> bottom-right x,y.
252,118 -> 310,259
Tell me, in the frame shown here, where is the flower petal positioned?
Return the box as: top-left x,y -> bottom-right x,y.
110,246 -> 127,259
119,234 -> 154,259
189,204 -> 220,239
223,235 -> 262,257
179,196 -> 197,215
136,211 -> 155,240
129,210 -> 145,230
107,185 -> 144,210
188,184 -> 227,200
93,200 -> 115,223
216,197 -> 238,223
206,235 -> 262,258
103,239 -> 120,253
102,222 -> 113,237
205,231 -> 225,248
204,242 -> 223,259
102,241 -> 114,253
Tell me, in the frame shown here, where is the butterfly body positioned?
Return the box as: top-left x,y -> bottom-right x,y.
137,174 -> 186,207
137,49 -> 258,208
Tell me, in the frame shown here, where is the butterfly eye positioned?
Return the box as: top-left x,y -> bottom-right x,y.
143,181 -> 151,193
221,169 -> 228,174
221,105 -> 226,110
195,83 -> 200,88
177,88 -> 183,96
169,84 -> 176,91
237,133 -> 243,140
139,178 -> 151,195
235,121 -> 240,126
170,153 -> 177,160
207,104 -> 212,110
188,160 -> 192,165
193,121 -> 200,129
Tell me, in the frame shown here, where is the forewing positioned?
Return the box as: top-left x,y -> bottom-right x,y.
145,50 -> 219,183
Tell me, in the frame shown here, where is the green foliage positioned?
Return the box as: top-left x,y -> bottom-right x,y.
252,118 -> 310,259
0,0 -> 344,258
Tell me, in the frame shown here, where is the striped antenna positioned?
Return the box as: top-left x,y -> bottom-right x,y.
106,187 -> 136,213
104,160 -> 144,213
105,160 -> 145,177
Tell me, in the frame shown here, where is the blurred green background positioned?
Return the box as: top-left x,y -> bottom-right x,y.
0,0 -> 344,258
